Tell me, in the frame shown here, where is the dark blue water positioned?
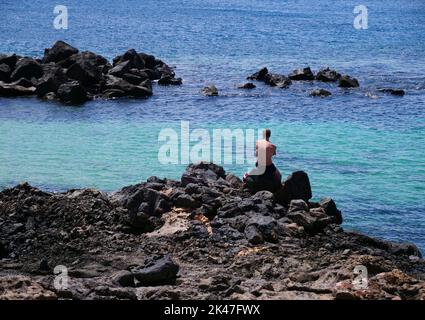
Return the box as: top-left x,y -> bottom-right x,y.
0,0 -> 424,251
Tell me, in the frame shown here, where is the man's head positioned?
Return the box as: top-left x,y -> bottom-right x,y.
263,128 -> 271,140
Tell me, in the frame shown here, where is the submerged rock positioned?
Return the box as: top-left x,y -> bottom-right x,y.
238,82 -> 256,89
201,84 -> 219,96
247,67 -> 269,81
264,73 -> 292,88
57,81 -> 89,104
0,82 -> 36,96
315,67 -> 341,82
288,67 -> 315,81
158,75 -> 182,86
378,88 -> 405,96
338,75 -> 360,88
104,75 -> 152,97
310,88 -> 331,97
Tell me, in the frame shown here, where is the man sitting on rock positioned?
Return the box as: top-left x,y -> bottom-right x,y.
243,129 -> 282,193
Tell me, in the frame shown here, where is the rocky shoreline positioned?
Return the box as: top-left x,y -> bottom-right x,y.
0,163 -> 424,300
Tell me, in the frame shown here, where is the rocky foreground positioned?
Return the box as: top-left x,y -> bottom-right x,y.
0,163 -> 424,300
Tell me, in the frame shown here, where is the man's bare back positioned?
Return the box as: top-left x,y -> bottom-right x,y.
256,139 -> 276,166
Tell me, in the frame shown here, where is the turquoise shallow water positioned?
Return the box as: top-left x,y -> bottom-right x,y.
0,0 -> 424,251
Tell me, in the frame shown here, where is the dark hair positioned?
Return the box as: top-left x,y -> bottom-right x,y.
264,128 -> 271,139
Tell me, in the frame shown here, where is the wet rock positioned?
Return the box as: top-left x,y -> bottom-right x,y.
113,49 -> 145,70
315,67 -> 341,82
201,84 -> 218,96
112,270 -> 135,287
140,68 -> 161,80
275,171 -> 312,206
133,256 -> 179,286
108,60 -> 131,77
57,81 -> 89,104
0,53 -> 19,69
155,62 -> 175,79
288,67 -> 314,81
41,92 -> 56,100
102,89 -> 126,99
35,64 -> 68,97
238,82 -> 256,89
42,40 -> 79,64
0,82 -> 36,96
0,63 -> 11,82
158,75 -> 182,85
65,51 -> 109,69
0,42 -> 179,104
121,73 -> 145,85
66,59 -> 103,87
247,67 -> 269,81
338,75 -> 359,88
378,88 -> 405,96
138,53 -> 156,69
104,75 -> 152,97
12,77 -> 36,88
264,73 -> 292,88
10,58 -> 43,81
310,88 -> 331,97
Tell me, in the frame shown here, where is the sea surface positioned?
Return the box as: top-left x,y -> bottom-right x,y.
0,0 -> 424,251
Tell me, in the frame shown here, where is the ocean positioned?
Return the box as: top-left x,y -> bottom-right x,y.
0,0 -> 424,251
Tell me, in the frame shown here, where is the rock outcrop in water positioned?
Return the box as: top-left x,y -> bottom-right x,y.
247,66 -> 363,94
0,163 -> 424,300
0,41 -> 181,104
